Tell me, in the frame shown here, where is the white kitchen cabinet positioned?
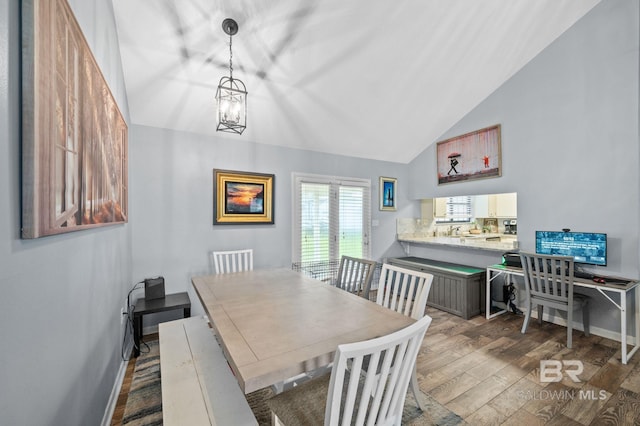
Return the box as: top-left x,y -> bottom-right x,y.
420,198 -> 447,219
473,193 -> 516,218
474,195 -> 490,218
420,199 -> 434,221
494,193 -> 517,218
433,197 -> 447,218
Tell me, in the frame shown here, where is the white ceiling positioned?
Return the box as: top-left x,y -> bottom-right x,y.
112,0 -> 600,163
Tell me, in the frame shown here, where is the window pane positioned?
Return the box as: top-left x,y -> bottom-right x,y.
300,183 -> 330,263
339,186 -> 363,258
436,196 -> 472,223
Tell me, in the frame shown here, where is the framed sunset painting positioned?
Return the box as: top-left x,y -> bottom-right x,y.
213,170 -> 274,224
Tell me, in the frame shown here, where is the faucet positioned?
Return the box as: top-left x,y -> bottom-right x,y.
448,226 -> 461,236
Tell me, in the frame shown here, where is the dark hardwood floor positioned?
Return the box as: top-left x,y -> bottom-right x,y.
111,312 -> 640,425
419,308 -> 640,425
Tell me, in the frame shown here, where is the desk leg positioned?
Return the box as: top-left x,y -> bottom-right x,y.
622,286 -> 640,364
621,291 -> 627,364
596,287 -> 640,365
618,289 -> 640,365
633,286 -> 640,362
133,315 -> 141,357
486,269 -> 508,320
486,272 -> 491,319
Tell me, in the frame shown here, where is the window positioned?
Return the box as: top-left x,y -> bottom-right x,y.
435,196 -> 472,223
293,173 -> 371,263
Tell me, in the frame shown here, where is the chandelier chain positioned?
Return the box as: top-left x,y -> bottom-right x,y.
228,34 -> 233,80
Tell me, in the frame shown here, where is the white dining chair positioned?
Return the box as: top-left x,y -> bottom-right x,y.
267,314 -> 433,426
520,252 -> 590,348
211,249 -> 253,274
374,263 -> 434,410
335,255 -> 377,299
375,263 -> 434,320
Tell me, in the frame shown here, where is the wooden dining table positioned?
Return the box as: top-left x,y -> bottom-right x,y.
192,268 -> 415,394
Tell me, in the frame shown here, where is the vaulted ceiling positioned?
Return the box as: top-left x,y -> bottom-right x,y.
112,0 -> 601,163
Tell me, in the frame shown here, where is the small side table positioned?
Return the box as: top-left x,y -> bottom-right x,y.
133,291 -> 191,357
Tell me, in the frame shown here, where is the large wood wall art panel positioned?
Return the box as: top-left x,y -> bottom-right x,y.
22,0 -> 128,238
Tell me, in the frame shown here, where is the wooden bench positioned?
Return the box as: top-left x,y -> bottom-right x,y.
159,316 -> 258,426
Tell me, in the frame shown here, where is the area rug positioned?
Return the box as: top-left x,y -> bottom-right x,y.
121,339 -> 465,425
122,341 -> 162,426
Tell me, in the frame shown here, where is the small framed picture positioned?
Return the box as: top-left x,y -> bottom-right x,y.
379,177 -> 397,211
213,169 -> 275,224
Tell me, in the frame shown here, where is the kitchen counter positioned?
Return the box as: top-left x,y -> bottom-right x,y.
398,233 -> 518,252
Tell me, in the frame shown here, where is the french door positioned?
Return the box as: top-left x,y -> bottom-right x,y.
292,173 -> 371,263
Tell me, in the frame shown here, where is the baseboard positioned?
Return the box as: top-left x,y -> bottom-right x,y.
536,312 -> 636,345
101,357 -> 129,426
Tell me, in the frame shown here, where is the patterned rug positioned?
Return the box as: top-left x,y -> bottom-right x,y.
122,341 -> 162,426
121,339 -> 465,425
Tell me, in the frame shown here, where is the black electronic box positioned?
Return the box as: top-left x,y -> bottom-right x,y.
144,276 -> 166,300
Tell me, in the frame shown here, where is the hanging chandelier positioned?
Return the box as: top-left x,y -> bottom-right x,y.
215,18 -> 247,135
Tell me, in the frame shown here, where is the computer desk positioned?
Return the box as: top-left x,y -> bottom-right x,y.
486,263 -> 640,364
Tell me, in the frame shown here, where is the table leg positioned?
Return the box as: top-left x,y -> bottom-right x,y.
184,307 -> 191,318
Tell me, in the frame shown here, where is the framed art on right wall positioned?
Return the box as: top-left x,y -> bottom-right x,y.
436,124 -> 502,185
379,177 -> 397,211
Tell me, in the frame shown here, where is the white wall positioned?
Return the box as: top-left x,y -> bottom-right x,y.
129,124 -> 412,317
0,0 -> 132,425
407,0 -> 639,335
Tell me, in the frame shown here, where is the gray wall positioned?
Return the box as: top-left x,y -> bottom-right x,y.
129,124 -> 412,317
407,0 -> 639,334
0,0 -> 132,425
1,0 -> 638,423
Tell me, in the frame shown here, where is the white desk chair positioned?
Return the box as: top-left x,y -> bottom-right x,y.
374,263 -> 433,410
520,252 -> 590,349
267,315 -> 432,426
211,249 -> 253,274
335,256 -> 377,299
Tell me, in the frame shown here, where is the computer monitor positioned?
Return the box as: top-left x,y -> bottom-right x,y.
535,231 -> 607,267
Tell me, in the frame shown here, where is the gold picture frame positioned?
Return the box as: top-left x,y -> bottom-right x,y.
214,170 -> 275,224
21,0 -> 128,238
379,177 -> 397,211
436,124 -> 502,185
